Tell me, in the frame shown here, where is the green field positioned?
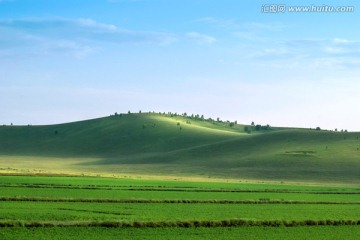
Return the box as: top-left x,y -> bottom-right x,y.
0,176 -> 359,239
2,226 -> 359,240
1,113 -> 360,239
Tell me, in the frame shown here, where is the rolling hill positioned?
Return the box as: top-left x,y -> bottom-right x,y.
0,112 -> 359,184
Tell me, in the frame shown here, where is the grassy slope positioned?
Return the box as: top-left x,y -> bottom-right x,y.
0,113 -> 241,157
0,113 -> 359,184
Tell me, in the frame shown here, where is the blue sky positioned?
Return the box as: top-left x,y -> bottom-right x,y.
1,0 -> 360,131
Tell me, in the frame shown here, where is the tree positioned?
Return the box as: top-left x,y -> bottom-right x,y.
251,121 -> 255,126
262,124 -> 270,130
316,127 -> 321,130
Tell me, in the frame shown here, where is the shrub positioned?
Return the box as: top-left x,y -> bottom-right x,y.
132,221 -> 143,228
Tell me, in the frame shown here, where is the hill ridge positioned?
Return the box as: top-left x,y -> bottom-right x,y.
0,112 -> 359,184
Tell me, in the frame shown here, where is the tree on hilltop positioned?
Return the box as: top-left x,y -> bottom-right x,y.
244,126 -> 251,134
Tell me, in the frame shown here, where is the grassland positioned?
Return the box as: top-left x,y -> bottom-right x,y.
1,112 -> 360,184
0,175 -> 359,239
1,113 -> 360,239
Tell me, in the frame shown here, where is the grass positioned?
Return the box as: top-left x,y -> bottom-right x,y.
1,112 -> 360,184
1,226 -> 360,240
0,175 -> 359,239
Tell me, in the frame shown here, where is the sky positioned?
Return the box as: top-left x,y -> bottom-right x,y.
1,0 -> 360,131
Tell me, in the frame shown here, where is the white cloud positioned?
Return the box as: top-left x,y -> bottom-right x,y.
244,22 -> 285,32
196,17 -> 239,29
76,18 -> 118,32
238,37 -> 360,70
233,31 -> 264,41
46,40 -> 97,59
324,46 -> 344,54
333,38 -> 351,44
186,32 -> 216,44
0,18 -> 179,59
232,22 -> 286,43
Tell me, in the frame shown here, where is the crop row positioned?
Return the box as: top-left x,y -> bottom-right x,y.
1,196 -> 359,205
1,219 -> 360,228
2,175 -> 358,192
2,201 -> 358,222
3,186 -> 359,202
124,188 -> 360,195
2,225 -> 360,240
0,183 -> 196,189
1,184 -> 359,194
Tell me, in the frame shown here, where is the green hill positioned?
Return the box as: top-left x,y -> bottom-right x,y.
0,112 -> 359,184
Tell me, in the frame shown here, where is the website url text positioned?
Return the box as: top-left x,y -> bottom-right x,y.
261,5 -> 355,13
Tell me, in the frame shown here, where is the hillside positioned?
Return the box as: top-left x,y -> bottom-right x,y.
0,112 -> 359,184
